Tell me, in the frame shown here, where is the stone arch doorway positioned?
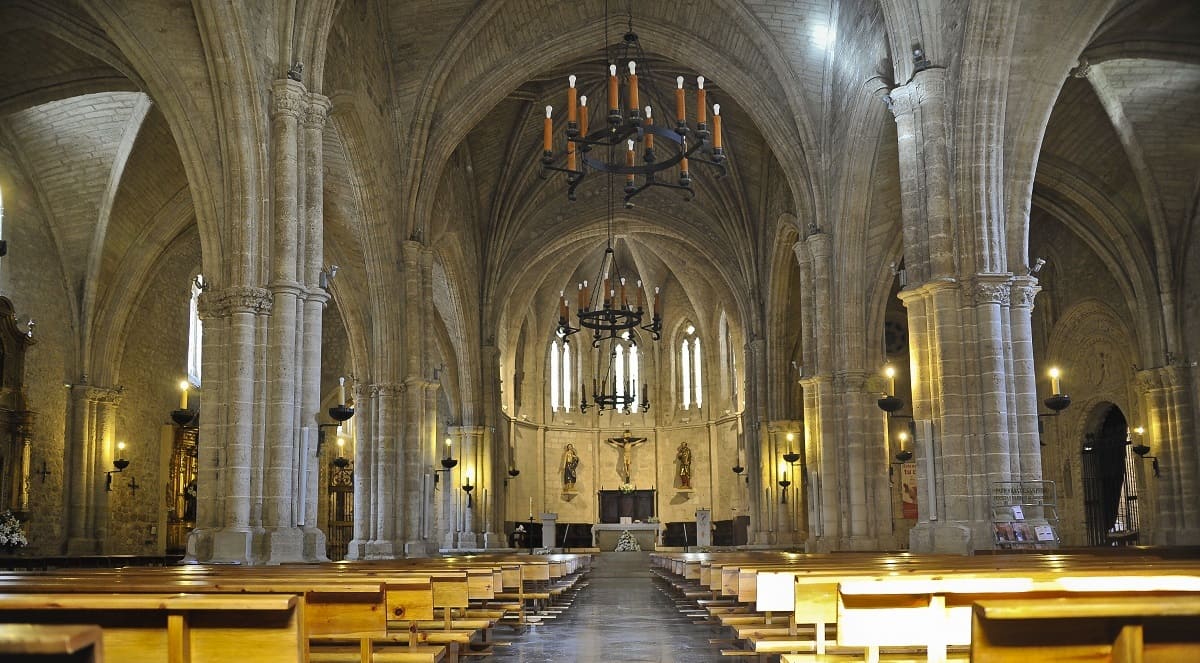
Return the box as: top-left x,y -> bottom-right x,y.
1081,404 -> 1140,546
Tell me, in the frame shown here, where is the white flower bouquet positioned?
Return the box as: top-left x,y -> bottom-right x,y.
0,511 -> 27,550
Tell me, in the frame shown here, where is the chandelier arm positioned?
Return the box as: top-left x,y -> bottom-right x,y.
622,179 -> 696,206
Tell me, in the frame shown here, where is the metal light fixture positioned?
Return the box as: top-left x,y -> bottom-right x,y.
782,432 -> 801,465
172,380 -> 198,426
329,376 -> 355,422
1043,367 -> 1071,413
106,441 -> 130,491
434,438 -> 458,486
560,202 -> 660,414
1131,427 -> 1160,478
541,3 -> 726,207
462,474 -> 475,508
777,460 -> 791,504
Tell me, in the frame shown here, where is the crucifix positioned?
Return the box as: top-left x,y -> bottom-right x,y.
605,430 -> 648,483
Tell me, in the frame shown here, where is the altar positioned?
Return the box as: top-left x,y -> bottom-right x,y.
591,522 -> 664,551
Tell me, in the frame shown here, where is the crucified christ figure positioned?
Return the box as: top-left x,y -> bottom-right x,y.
605,430 -> 647,484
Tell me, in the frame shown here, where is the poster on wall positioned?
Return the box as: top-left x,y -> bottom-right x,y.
900,462 -> 918,519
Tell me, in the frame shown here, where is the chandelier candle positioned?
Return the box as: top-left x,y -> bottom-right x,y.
543,105 -> 553,154
644,106 -> 654,150
338,376 -> 346,406
697,76 -> 707,124
713,104 -> 722,150
579,96 -> 588,136
567,75 -> 578,124
627,61 -> 639,118
626,139 -> 635,186
675,76 -> 686,123
608,64 -> 618,115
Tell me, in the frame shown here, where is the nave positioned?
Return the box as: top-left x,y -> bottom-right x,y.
490,551 -> 727,663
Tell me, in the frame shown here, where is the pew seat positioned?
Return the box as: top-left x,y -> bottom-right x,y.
0,624 -> 103,662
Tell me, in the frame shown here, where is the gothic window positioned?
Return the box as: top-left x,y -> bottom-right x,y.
187,278 -> 203,386
549,334 -> 572,412
681,324 -> 702,409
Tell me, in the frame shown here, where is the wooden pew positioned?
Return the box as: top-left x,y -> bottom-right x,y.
972,595 -> 1200,662
0,592 -> 304,663
0,624 -> 103,662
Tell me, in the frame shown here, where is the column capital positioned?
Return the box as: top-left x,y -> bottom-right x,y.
72,384 -> 123,405
368,383 -> 405,398
970,274 -> 1012,306
198,286 -> 273,318
1009,276 -> 1041,309
887,67 -> 948,119
303,93 -> 332,128
271,79 -> 307,118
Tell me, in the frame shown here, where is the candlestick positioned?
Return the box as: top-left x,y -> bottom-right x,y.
626,139 -> 635,185
608,64 -> 618,112
543,105 -> 553,152
712,103 -> 722,149
628,61 -> 639,114
675,76 -> 685,122
697,76 -> 706,124
644,106 -> 654,150
1049,367 -> 1062,395
567,75 -> 577,123
338,376 -> 346,406
579,95 -> 588,136
179,380 -> 189,409
529,496 -> 533,519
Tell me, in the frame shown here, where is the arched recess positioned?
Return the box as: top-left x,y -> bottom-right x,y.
765,223 -> 803,421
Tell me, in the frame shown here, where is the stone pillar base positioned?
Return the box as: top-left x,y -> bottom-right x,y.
482,531 -> 504,548
66,537 -> 100,556
404,540 -> 433,557
184,528 -> 214,562
750,531 -> 774,545
841,535 -> 882,551
210,527 -> 256,564
458,532 -> 480,549
262,526 -> 307,564
302,527 -> 329,562
345,539 -> 397,560
908,521 -> 975,554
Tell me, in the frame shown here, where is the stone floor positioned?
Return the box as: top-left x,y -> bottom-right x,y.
486,551 -> 731,662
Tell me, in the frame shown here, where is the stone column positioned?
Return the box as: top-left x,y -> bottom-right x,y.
541,512 -> 558,550
1008,278 -> 1042,480
261,79 -> 307,563
451,426 -> 485,548
65,385 -> 121,554
1140,367 -> 1200,544
299,92 -> 332,562
207,286 -> 272,564
745,338 -> 769,544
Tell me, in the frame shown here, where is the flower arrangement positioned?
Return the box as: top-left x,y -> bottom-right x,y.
618,482 -> 635,494
0,511 -> 27,550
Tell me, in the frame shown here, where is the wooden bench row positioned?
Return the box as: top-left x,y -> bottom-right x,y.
651,550 -> 1200,662
0,552 -> 590,663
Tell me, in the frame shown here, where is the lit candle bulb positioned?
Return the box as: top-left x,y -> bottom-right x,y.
628,61 -> 639,115
543,105 -> 553,152
179,380 -> 189,409
712,103 -> 722,149
608,64 -> 618,112
675,76 -> 685,122
579,95 -> 588,136
444,437 -> 452,459
885,366 -> 896,395
1049,367 -> 1062,395
697,76 -> 707,124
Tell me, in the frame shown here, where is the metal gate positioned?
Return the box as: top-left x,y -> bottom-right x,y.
326,461 -> 354,561
1081,429 -> 1140,547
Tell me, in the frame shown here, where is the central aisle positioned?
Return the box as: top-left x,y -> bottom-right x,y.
488,551 -> 729,662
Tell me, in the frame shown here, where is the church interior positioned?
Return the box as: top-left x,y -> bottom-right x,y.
0,0 -> 1199,660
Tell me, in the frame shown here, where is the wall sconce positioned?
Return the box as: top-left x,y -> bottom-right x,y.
329,377 -> 355,422
1043,367 -> 1071,414
333,436 -> 350,469
782,432 -> 801,465
462,473 -> 474,508
1131,427 -> 1160,478
106,441 -> 130,491
877,365 -> 912,418
172,380 -> 198,426
777,461 -> 791,504
504,466 -> 520,487
434,437 -> 458,485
